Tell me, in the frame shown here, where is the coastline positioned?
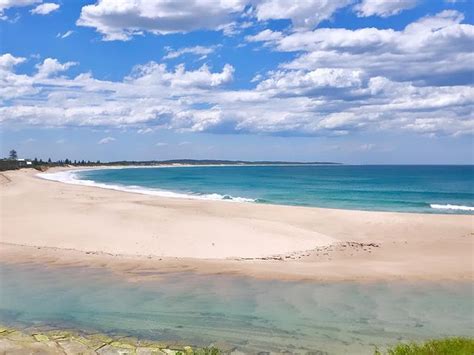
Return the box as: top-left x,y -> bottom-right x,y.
1,167 -> 473,282
0,324 -> 472,355
36,164 -> 474,212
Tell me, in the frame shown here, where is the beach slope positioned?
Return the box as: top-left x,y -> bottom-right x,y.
1,168 -> 472,281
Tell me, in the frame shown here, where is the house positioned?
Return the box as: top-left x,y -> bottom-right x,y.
17,159 -> 33,167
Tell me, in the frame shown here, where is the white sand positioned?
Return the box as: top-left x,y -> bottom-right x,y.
1,167 -> 473,281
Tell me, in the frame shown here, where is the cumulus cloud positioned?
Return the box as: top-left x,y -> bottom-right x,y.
1,6 -> 473,139
77,0 -> 247,41
246,29 -> 283,42
1,50 -> 472,138
98,136 -> 115,144
354,0 -> 418,17
256,68 -> 364,94
0,53 -> 36,99
76,0 -> 362,41
129,62 -> 234,88
0,56 -> 239,130
0,53 -> 26,69
0,0 -> 40,16
163,45 -> 219,60
253,0 -> 353,29
30,2 -> 59,15
35,58 -> 77,78
248,11 -> 474,86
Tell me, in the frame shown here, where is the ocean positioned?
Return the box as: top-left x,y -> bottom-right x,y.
41,165 -> 474,214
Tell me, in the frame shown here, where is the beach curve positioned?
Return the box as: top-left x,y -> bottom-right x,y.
1,167 -> 473,281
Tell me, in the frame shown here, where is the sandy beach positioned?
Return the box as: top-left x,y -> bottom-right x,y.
0,167 -> 473,281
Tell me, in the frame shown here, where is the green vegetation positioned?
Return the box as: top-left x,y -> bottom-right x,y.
176,347 -> 220,355
375,337 -> 474,355
9,149 -> 17,160
1,148 -> 340,172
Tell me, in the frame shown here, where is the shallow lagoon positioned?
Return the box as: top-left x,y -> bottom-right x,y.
0,263 -> 472,354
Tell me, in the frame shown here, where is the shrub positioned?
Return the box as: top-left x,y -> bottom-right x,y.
375,337 -> 474,355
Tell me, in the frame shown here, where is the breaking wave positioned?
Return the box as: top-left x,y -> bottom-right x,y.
37,170 -> 256,203
430,204 -> 474,211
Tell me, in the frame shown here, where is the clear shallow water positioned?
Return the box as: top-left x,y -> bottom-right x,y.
52,165 -> 474,214
0,263 -> 472,354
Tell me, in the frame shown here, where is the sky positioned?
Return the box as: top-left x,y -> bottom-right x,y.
0,0 -> 473,164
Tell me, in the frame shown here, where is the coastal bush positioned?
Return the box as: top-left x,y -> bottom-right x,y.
374,337 -> 474,355
176,347 -> 220,355
195,347 -> 220,355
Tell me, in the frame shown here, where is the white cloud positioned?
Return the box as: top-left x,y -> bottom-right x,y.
35,58 -> 77,78
98,136 -> 116,144
253,0 -> 353,29
0,53 -> 26,69
137,127 -> 153,134
156,142 -> 168,147
1,3 -> 472,141
30,2 -> 59,15
0,56 -> 239,131
0,53 -> 37,99
163,45 -> 218,60
354,0 -> 418,17
256,68 -> 364,93
1,18 -> 472,141
246,29 -> 283,42
0,0 -> 40,16
250,74 -> 263,83
76,0 -> 363,41
129,62 -> 234,88
248,11 -> 474,86
57,30 -> 74,39
77,0 -> 247,41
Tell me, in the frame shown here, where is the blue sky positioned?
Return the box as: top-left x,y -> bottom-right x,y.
1,0 -> 473,163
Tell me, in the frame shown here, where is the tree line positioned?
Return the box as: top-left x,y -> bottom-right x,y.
6,149 -> 101,166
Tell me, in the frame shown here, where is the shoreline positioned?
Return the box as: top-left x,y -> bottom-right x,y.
37,165 -> 474,214
1,168 -> 473,282
0,324 -> 472,355
1,242 -> 473,283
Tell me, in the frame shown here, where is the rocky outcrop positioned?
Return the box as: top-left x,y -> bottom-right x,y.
0,326 -> 220,354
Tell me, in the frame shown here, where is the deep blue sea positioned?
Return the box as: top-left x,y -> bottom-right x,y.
43,165 -> 474,214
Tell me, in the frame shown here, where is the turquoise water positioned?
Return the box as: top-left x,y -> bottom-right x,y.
67,165 -> 474,214
0,263 -> 472,353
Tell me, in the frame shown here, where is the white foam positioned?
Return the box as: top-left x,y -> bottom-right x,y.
37,169 -> 256,203
430,204 -> 474,211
